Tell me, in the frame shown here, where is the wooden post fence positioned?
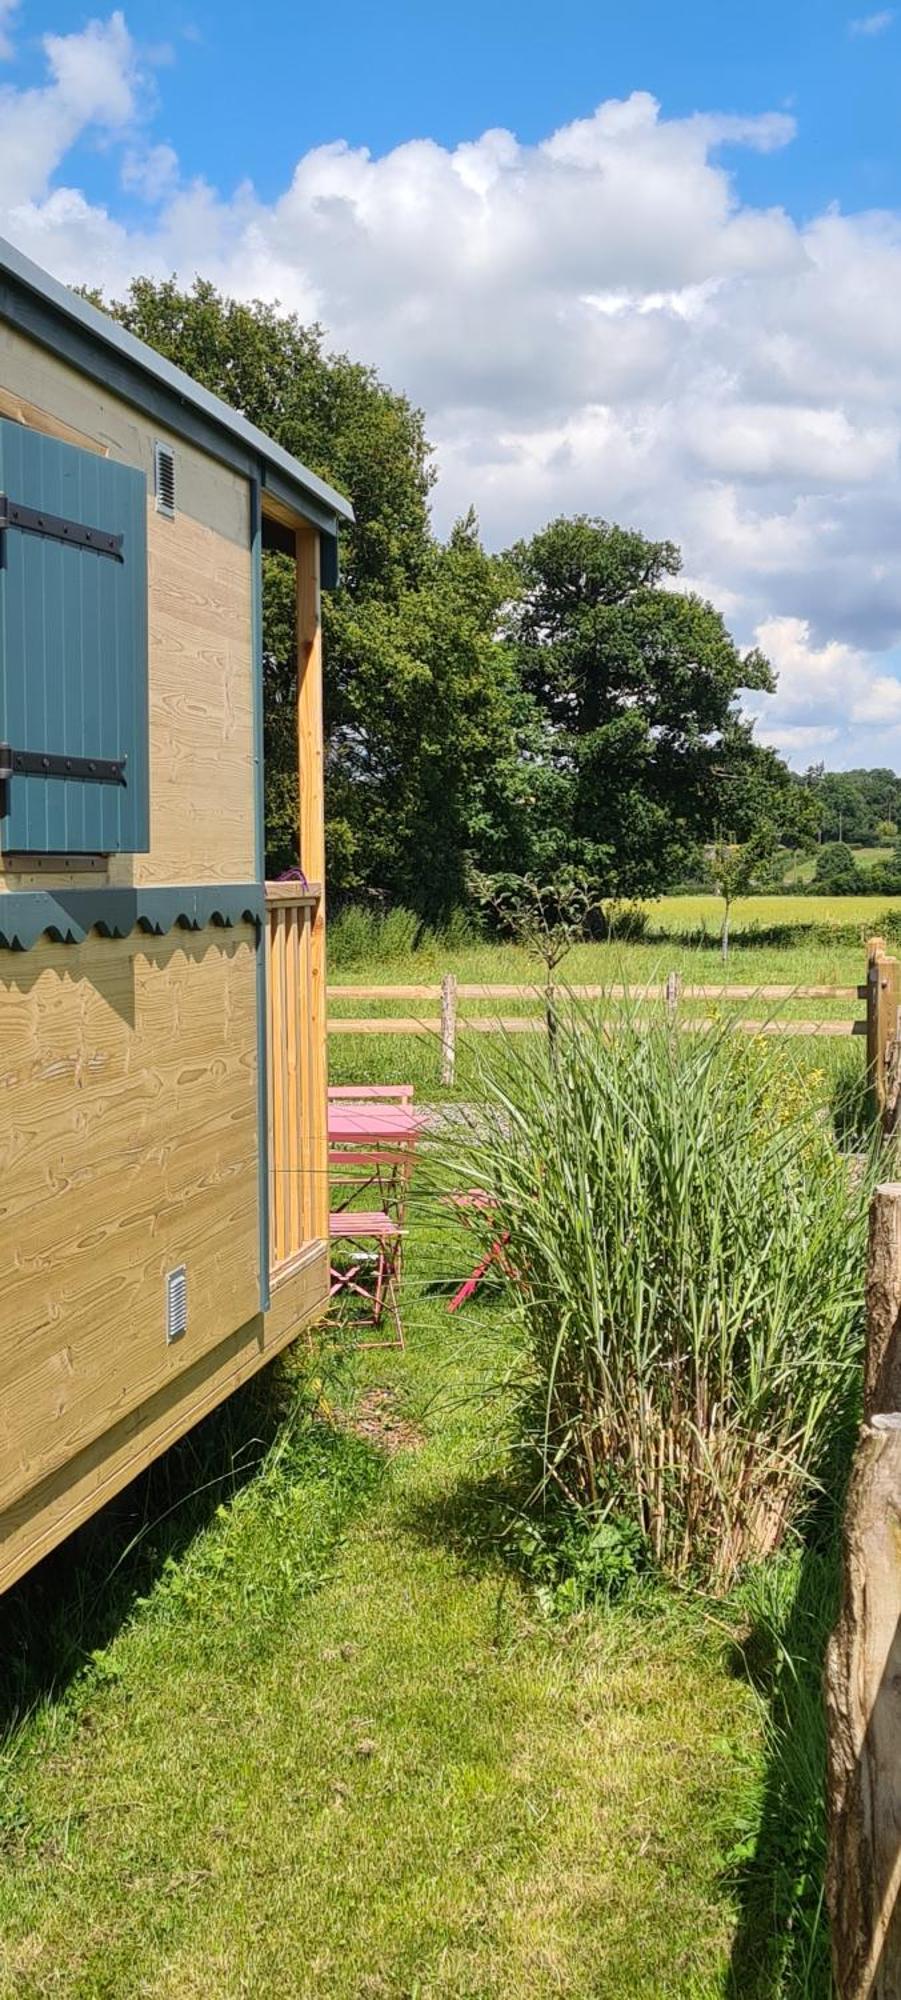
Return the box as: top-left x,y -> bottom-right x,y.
328,951 -> 878,1075
826,1182 -> 901,1995
866,936 -> 901,1134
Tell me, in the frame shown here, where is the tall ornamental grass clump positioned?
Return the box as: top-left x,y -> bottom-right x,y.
455,1008 -> 872,1586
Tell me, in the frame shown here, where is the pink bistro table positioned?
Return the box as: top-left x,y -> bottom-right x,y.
326,1102 -> 424,1146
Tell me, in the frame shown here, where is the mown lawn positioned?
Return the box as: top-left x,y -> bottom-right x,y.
0,1205 -> 772,1999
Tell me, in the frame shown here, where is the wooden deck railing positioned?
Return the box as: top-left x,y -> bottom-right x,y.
266,882 -> 328,1280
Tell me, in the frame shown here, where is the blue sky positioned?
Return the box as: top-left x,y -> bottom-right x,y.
3,0 -> 901,766
15,0 -> 901,217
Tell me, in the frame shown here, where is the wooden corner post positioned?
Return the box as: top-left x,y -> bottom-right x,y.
825,1181 -> 901,1995
296,522 -> 329,1244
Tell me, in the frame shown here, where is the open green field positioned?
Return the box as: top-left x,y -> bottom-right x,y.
781,847 -> 895,886
645,889 -> 901,931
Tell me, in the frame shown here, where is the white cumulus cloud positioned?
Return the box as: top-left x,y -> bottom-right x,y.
849,9 -> 894,34
3,19 -> 901,765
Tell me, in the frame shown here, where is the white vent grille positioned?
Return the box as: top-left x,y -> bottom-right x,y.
165,1265 -> 187,1342
154,441 -> 175,519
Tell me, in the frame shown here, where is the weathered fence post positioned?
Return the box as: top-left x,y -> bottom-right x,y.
440,972 -> 458,1087
665,969 -> 680,1024
825,1182 -> 901,1995
866,938 -> 900,1130
865,1185 -> 901,1417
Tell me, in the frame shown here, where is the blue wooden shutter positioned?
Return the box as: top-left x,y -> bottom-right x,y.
0,420 -> 148,854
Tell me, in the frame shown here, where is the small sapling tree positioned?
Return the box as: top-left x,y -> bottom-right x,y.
475,870 -> 603,1045
707,832 -> 773,963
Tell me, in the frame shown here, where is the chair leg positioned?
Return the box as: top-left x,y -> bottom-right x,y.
329,1235 -> 406,1350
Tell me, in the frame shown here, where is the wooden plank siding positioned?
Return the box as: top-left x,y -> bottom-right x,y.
0,1245 -> 329,1596
0,929 -> 260,1518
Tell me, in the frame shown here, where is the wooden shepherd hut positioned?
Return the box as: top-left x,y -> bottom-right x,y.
0,236 -> 352,1593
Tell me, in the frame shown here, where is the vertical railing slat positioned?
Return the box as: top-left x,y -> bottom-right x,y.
265,887 -> 323,1279
285,904 -> 302,1257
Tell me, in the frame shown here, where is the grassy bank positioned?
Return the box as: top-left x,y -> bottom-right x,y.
0,1211 -> 778,1999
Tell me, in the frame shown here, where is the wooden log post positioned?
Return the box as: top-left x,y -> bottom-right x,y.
440,972 -> 458,1088
865,1185 -> 901,1418
826,1182 -> 901,1995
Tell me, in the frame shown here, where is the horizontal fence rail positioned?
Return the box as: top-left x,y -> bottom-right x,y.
328,1014 -> 866,1037
328,981 -> 864,1002
325,955 -> 890,1090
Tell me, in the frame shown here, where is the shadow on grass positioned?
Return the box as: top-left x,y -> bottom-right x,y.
407,1415 -> 842,2000
400,1460 -> 534,1585
0,1357 -> 307,1738
725,1511 -> 845,1998
642,914 -> 901,952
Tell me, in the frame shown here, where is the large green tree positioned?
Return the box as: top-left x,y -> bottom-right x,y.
503,515 -> 788,896
800,765 -> 901,847
323,513 -> 540,912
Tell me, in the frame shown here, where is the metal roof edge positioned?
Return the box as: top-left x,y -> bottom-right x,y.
0,235 -> 354,526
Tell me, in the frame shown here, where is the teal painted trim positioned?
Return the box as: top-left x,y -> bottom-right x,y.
0,883 -> 263,951
0,235 -> 353,528
250,481 -> 270,1313
260,463 -> 341,541
321,528 -> 340,592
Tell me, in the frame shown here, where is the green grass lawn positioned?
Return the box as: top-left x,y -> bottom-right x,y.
0,1204 -> 783,1999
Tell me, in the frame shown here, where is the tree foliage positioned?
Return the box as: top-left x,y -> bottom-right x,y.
800,766 -> 901,848
95,280 -> 836,912
502,516 -> 788,897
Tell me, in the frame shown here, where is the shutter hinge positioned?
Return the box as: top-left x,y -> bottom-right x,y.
0,495 -> 124,561
0,745 -> 127,786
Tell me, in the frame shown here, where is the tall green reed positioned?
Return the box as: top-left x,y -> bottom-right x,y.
449,1002 -> 874,1585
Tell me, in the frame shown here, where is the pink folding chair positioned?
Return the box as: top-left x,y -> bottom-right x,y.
328,1088 -> 417,1348
328,1155 -> 406,1349
446,1190 -> 512,1313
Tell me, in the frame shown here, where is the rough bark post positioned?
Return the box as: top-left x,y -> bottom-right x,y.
866,938 -> 897,1126
825,1414 -> 901,1997
440,972 -> 457,1088
865,1186 -> 901,1418
879,959 -> 900,1135
826,1181 -> 901,1996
